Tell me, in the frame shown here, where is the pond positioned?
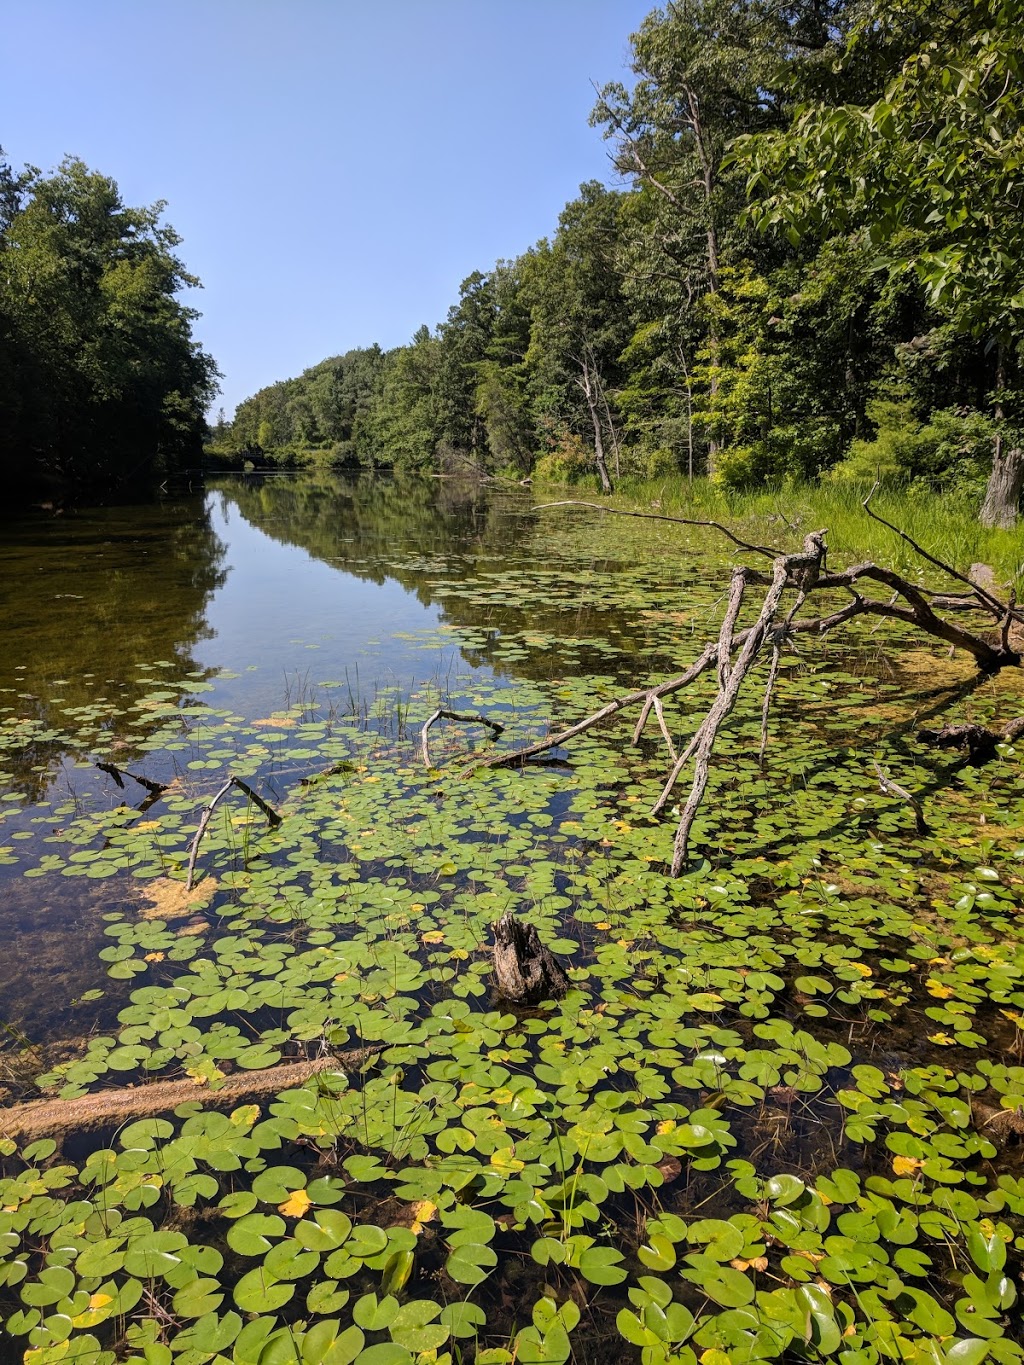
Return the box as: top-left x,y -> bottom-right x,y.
1,471 -> 1023,1365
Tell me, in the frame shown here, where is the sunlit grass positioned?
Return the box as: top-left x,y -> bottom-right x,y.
554,473 -> 1024,590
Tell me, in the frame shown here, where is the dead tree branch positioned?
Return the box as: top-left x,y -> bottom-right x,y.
421,709 -> 505,768
1,1046 -> 384,1143
872,762 -> 929,836
185,777 -> 282,891
462,502 -> 1024,874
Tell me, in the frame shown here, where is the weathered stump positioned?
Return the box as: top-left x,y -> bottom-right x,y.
491,913 -> 569,1004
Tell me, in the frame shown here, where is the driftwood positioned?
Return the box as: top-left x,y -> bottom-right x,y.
0,1046 -> 384,1143
491,913 -> 569,1004
96,763 -> 167,796
186,776 -> 282,890
919,716 -> 1024,765
464,489 -> 1024,875
420,708 -> 504,768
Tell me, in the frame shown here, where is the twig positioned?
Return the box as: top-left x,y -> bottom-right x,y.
185,777 -> 282,891
871,761 -> 929,835
421,709 -> 504,768
530,501 -> 783,559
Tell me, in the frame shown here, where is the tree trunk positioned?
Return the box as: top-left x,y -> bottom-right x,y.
577,351 -> 614,493
980,444 -> 1024,529
491,913 -> 569,1004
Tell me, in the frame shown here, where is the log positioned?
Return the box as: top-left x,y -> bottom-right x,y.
491,913 -> 569,1004
0,1046 -> 384,1143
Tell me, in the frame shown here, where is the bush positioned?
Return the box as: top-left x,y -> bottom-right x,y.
830,396 -> 997,494
533,430 -> 596,483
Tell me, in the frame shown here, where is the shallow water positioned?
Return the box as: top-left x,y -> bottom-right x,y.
0,470 -> 696,1036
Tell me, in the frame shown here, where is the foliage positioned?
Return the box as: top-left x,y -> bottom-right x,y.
0,152 -> 217,499
219,0 -> 1024,507
4,476 -> 1024,1360
832,395 -> 999,491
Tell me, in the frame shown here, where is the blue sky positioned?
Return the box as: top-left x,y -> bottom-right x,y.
2,1 -> 653,414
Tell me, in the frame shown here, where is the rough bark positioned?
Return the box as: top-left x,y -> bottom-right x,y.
980,444 -> 1024,529
491,913 -> 569,1004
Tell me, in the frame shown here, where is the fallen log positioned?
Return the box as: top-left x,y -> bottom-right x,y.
491,913 -> 569,1004
0,1045 -> 384,1143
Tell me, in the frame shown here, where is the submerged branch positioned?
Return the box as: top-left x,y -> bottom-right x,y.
1,1046 -> 385,1143
421,708 -> 504,768
185,777 -> 282,891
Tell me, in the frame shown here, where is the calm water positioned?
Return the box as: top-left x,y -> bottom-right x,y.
0,471 -> 692,1038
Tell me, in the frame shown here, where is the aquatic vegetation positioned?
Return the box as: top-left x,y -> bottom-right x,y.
2,491 -> 1024,1363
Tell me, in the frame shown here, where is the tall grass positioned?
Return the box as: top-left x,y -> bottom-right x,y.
600,474 -> 1024,589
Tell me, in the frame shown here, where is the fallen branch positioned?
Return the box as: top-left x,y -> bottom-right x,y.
462,501 -> 1024,874
531,500 -> 782,560
872,761 -> 929,836
186,777 -> 282,891
96,762 -> 167,795
0,1046 -> 385,1143
421,708 -> 504,768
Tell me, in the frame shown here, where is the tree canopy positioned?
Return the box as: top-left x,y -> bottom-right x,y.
217,0 -> 1024,520
1,153 -> 218,500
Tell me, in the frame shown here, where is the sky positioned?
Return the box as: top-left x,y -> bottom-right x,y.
2,0 -> 655,416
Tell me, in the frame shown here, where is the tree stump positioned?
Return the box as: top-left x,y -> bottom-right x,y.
491,913 -> 569,1004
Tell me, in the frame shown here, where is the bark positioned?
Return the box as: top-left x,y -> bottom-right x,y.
576,351 -> 614,494
0,1046 -> 384,1143
491,913 -> 569,1004
980,444 -> 1024,529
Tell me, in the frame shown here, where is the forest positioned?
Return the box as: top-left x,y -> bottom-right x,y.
216,0 -> 1024,525
0,153 -> 218,501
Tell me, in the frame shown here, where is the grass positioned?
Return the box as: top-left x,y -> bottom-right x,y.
540,473 -> 1024,590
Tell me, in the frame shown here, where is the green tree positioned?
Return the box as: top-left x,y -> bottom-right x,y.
0,154 -> 217,496
738,0 -> 1024,522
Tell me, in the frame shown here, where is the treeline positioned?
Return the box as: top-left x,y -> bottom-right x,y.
218,0 -> 1023,522
1,153 -> 217,502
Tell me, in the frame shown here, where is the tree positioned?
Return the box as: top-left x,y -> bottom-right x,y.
591,1 -> 839,473
737,0 -> 1024,523
0,154 -> 217,496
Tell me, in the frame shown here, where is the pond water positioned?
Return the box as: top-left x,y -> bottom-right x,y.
2,472 -> 1024,1364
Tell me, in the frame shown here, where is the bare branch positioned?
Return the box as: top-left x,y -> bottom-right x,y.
862,482 -> 1021,623
530,500 -> 782,559
421,708 -> 505,768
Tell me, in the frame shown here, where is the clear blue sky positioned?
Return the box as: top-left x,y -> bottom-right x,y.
2,1 -> 654,415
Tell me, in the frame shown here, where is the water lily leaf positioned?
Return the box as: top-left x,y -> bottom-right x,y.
577,1246 -> 627,1285
440,1302 -> 487,1338
300,1319 -> 364,1365
380,1249 -> 414,1296
352,1293 -> 400,1332
446,1242 -> 498,1285
227,1213 -> 285,1256
278,1188 -> 313,1218
233,1266 -> 293,1313
172,1277 -> 223,1318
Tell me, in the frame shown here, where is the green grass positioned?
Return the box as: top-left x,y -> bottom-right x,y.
545,473 -> 1024,591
